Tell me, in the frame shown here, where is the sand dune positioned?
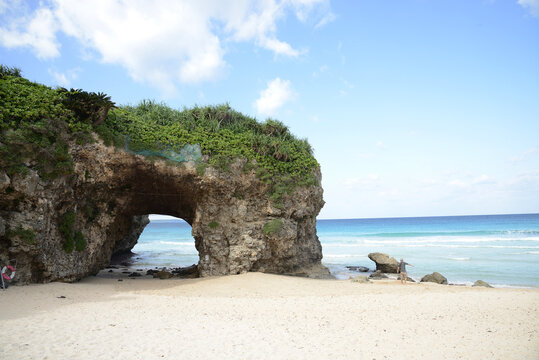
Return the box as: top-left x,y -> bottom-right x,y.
1,272 -> 538,359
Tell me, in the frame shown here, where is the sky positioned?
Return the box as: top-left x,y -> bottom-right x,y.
1,0 -> 538,219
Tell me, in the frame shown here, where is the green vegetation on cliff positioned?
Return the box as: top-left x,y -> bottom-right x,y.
0,67 -> 320,205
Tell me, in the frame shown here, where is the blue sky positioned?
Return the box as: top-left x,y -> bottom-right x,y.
1,0 -> 538,219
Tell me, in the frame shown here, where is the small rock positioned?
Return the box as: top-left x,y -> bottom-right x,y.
420,272 -> 448,285
128,272 -> 142,277
351,275 -> 370,283
171,264 -> 199,278
108,270 -> 113,273
57,296 -> 66,299
154,271 -> 172,279
121,271 -> 130,274
369,270 -> 388,280
118,279 -> 123,282
346,266 -> 369,272
473,280 -> 493,288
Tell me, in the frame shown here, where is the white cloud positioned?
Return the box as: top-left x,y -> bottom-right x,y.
509,147 -> 539,163
48,67 -> 80,87
314,12 -> 336,28
254,78 -> 295,116
448,174 -> 495,189
343,174 -> 380,189
0,0 -> 332,92
0,7 -> 59,58
376,141 -> 386,149
518,0 -> 539,18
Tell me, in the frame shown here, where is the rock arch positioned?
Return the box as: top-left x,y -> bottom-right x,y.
0,140 -> 330,283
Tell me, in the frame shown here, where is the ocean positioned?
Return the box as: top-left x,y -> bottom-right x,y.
131,213 -> 539,288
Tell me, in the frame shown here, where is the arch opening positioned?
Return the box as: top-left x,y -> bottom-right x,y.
131,214 -> 198,270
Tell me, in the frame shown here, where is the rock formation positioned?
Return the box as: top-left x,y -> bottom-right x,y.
420,272 -> 448,285
473,280 -> 493,288
367,252 -> 398,273
0,139 -> 329,284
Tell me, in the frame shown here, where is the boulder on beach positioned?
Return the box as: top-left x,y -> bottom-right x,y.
369,270 -> 388,280
351,275 -> 370,283
367,253 -> 399,273
154,271 -> 172,279
473,280 -> 493,288
346,266 -> 369,272
171,264 -> 199,278
420,272 -> 448,285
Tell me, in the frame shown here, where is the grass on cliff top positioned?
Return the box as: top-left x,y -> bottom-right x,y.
99,101 -> 319,187
0,67 -> 320,204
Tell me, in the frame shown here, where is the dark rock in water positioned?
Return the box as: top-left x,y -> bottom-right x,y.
154,271 -> 172,279
171,264 -> 199,278
121,271 -> 130,274
128,272 -> 142,277
351,275 -> 370,283
367,253 -> 399,273
369,270 -> 388,279
346,266 -> 369,272
473,280 -> 493,288
108,270 -> 113,273
397,275 -> 415,282
420,272 -> 448,285
136,269 -> 143,272
146,269 -> 157,276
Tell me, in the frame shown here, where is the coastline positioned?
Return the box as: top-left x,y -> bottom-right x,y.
1,272 -> 538,359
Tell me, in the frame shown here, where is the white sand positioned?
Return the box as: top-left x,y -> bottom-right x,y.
1,272 -> 538,360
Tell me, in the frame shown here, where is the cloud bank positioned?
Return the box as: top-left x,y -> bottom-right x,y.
0,0 -> 332,92
518,0 -> 539,18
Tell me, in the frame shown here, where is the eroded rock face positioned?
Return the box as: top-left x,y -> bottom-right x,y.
0,138 -> 328,284
368,252 -> 399,273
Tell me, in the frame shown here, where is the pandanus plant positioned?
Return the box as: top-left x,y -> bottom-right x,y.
57,88 -> 116,126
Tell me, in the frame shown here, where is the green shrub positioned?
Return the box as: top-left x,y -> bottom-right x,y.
209,221 -> 219,229
0,67 -> 320,207
195,162 -> 207,176
59,211 -> 76,253
263,219 -> 284,235
74,231 -> 86,251
8,226 -> 36,244
0,65 -> 22,78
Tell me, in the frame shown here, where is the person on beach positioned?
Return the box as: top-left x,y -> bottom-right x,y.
397,258 -> 413,284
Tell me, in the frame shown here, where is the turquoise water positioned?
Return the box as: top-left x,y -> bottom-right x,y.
132,213 -> 539,288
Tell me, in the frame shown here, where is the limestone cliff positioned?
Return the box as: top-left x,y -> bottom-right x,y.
0,71 -> 329,284
0,138 -> 328,283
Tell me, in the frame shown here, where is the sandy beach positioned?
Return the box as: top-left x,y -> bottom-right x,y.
0,272 -> 538,360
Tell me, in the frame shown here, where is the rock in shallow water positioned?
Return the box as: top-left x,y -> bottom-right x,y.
367,253 -> 399,273
420,272 -> 448,285
369,270 -> 388,279
473,280 -> 493,288
346,266 -> 369,272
